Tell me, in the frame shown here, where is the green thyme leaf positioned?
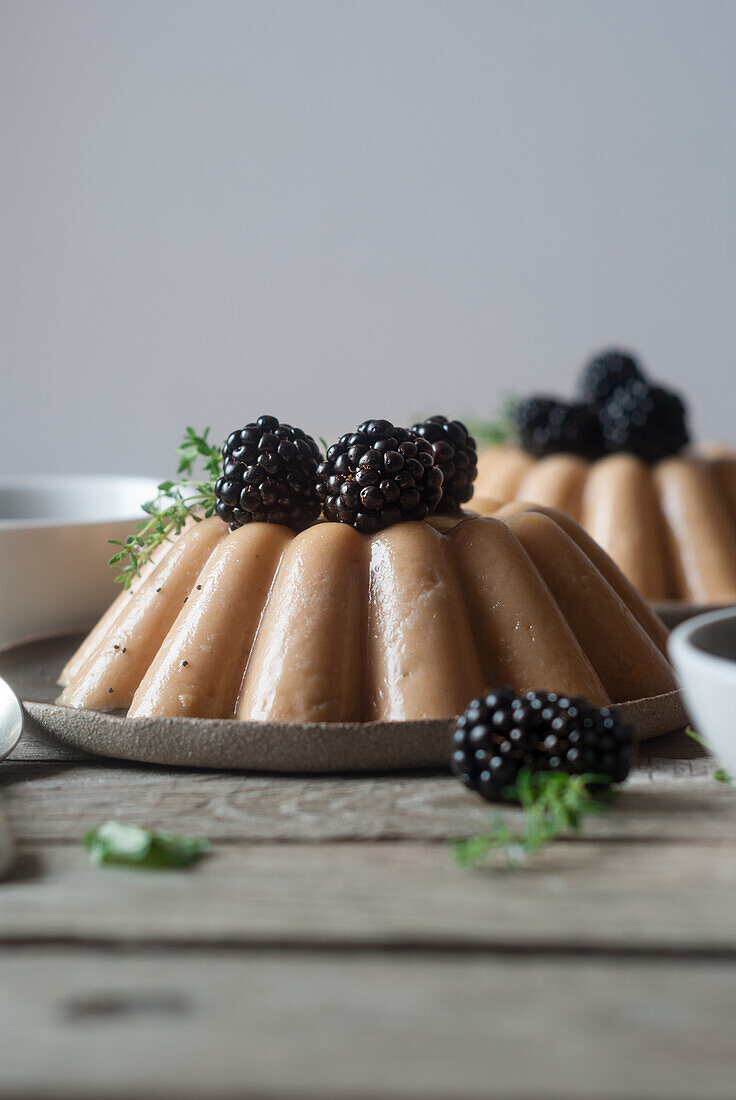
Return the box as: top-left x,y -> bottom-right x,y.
109,427 -> 222,588
466,396 -> 518,449
686,726 -> 733,785
452,769 -> 617,870
177,425 -> 222,479
84,822 -> 210,869
685,725 -> 707,748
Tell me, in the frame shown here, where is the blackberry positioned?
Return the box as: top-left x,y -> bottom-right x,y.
579,349 -> 645,407
410,415 -> 477,512
599,380 -> 690,462
514,396 -> 557,456
514,397 -> 603,459
451,689 -> 634,802
316,419 -> 443,534
215,415 -> 322,532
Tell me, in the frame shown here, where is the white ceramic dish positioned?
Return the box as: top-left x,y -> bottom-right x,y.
669,607 -> 736,779
0,474 -> 158,648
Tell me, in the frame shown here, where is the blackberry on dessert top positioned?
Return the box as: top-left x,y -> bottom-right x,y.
514,397 -> 603,459
215,415 -> 322,532
578,349 -> 644,407
510,347 -> 690,464
316,418 -> 444,534
599,380 -> 690,463
410,416 -> 478,512
451,688 -> 634,803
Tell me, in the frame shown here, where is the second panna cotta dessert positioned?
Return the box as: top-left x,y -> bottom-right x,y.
57,414 -> 677,724
474,350 -> 736,604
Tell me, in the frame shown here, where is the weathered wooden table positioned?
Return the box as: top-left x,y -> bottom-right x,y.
2,723 -> 735,1100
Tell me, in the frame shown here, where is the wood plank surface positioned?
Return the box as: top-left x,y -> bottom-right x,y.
2,659 -> 732,1100
3,838 -> 736,951
11,725 -> 90,762
4,949 -> 736,1100
2,758 -> 732,844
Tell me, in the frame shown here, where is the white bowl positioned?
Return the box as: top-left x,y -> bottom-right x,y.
669,607 -> 736,779
0,474 -> 159,648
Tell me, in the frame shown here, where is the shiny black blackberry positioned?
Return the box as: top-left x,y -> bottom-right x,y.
599,380 -> 690,462
316,419 -> 444,534
513,396 -> 557,456
215,416 -> 322,532
579,349 -> 645,407
410,416 -> 477,511
451,689 -> 634,802
514,397 -> 603,459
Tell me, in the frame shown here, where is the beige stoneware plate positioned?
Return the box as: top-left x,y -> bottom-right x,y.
0,633 -> 688,773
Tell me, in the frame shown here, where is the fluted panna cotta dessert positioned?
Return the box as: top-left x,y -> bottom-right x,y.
58,511 -> 676,723
58,414 -> 677,724
474,350 -> 736,604
475,446 -> 736,603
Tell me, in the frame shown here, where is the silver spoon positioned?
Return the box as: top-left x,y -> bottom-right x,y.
0,675 -> 22,763
0,675 -> 20,878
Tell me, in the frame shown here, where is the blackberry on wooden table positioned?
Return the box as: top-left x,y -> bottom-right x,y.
451,689 -> 634,803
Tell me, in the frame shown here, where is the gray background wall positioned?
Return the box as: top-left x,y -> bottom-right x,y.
2,0 -> 734,479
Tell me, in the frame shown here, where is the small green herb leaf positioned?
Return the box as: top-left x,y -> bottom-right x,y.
84,822 -> 210,869
685,725 -> 707,749
466,396 -> 518,449
109,427 -> 222,588
685,726 -> 733,785
177,425 -> 222,480
452,769 -> 617,870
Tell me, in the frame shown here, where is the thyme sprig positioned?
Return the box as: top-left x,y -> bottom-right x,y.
466,395 -> 518,448
686,727 -> 733,785
109,427 -> 222,588
452,769 -> 616,870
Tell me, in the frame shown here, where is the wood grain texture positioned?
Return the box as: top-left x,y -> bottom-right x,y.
1,758 -> 730,843
4,839 -> 736,951
1,641 -> 729,1100
4,949 -> 736,1100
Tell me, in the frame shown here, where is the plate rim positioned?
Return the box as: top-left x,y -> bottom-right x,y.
5,633 -> 689,774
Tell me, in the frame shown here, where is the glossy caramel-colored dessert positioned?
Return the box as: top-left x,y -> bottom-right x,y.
474,445 -> 736,603
58,509 -> 676,722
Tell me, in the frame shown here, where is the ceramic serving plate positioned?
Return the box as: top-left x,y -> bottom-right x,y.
0,474 -> 159,648
0,633 -> 688,773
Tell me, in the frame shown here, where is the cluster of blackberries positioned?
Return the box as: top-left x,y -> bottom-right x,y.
514,349 -> 690,463
215,414 -> 477,534
451,688 -> 634,802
